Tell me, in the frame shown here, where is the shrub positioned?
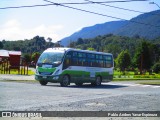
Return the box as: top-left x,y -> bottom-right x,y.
152,62 -> 160,74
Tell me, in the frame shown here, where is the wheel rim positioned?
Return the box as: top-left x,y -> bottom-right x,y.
96,77 -> 101,86
63,76 -> 69,86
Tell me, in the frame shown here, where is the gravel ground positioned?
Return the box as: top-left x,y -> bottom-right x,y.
0,74 -> 160,120
0,74 -> 35,81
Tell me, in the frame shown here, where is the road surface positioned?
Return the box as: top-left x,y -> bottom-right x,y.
0,81 -> 160,111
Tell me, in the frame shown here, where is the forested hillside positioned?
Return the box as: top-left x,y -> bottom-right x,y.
0,36 -> 55,54
114,10 -> 160,39
60,21 -> 127,46
69,34 -> 159,58
60,10 -> 160,46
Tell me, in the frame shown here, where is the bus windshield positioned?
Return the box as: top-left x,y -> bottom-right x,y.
37,52 -> 64,66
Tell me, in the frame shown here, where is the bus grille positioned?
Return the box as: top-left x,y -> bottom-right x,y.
39,72 -> 53,75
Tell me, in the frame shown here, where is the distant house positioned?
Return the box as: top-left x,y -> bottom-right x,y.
0,50 -> 21,65
0,50 -> 10,61
8,51 -> 21,67
0,50 -> 22,74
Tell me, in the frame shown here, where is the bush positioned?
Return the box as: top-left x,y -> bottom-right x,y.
152,62 -> 160,74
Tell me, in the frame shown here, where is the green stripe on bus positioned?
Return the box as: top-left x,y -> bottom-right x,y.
38,67 -> 56,73
62,70 -> 109,77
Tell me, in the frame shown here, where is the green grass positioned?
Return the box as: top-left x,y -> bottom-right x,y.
114,71 -> 135,75
138,81 -> 160,86
0,69 -> 35,75
113,78 -> 160,81
9,69 -> 35,75
113,70 -> 160,81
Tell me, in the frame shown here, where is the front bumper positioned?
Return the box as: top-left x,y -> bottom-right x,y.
35,74 -> 62,83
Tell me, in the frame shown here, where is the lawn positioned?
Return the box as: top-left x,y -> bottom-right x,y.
138,81 -> 160,86
113,70 -> 160,81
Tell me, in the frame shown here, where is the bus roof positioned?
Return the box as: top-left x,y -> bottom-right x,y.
44,47 -> 113,56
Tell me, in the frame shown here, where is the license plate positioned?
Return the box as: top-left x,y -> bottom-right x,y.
43,76 -> 47,79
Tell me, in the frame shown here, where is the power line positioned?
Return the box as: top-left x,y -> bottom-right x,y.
85,0 -> 160,17
0,4 -> 55,10
0,0 -> 159,28
0,0 -> 149,10
85,0 -> 149,4
44,0 -> 160,28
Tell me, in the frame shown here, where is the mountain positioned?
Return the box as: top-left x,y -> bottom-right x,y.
60,10 -> 160,46
60,21 -> 128,46
114,10 -> 160,39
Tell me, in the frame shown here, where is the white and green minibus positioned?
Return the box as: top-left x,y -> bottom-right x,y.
35,47 -> 114,87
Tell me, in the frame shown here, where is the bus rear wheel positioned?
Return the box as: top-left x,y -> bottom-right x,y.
39,81 -> 48,86
60,75 -> 70,87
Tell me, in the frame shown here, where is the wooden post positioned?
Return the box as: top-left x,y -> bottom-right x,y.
21,65 -> 23,75
6,60 -> 8,74
24,62 -> 25,75
27,64 -> 28,75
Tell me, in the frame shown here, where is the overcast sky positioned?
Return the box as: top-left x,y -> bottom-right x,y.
0,0 -> 160,42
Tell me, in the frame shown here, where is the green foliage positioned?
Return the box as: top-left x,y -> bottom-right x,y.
24,54 -> 31,63
31,52 -> 41,62
152,62 -> 160,73
133,41 -> 156,72
2,35 -> 54,55
0,41 -> 3,49
116,50 -> 131,72
87,47 -> 95,51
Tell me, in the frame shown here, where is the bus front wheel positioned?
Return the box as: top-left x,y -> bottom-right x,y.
60,75 -> 70,87
39,81 -> 48,86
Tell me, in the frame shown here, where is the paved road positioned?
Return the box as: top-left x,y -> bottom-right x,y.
0,81 -> 160,112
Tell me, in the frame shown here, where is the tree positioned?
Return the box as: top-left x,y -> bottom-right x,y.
31,52 -> 41,63
133,41 -> 153,73
116,50 -> 131,72
152,62 -> 160,73
47,37 -> 52,43
104,44 -> 121,58
24,54 -> 31,63
76,38 -> 84,45
0,41 -> 3,49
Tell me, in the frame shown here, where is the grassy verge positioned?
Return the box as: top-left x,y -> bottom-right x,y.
0,70 -> 35,75
9,69 -> 35,75
114,71 -> 160,81
138,81 -> 160,86
113,78 -> 160,81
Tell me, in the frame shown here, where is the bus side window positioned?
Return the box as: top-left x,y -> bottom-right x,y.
73,58 -> 78,66
63,51 -> 72,69
105,55 -> 113,68
78,52 -> 86,66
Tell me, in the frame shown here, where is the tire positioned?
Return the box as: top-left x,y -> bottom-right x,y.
95,76 -> 102,86
91,76 -> 102,86
39,81 -> 48,86
75,82 -> 83,86
60,75 -> 70,87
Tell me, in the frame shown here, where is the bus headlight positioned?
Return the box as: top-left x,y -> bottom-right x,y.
36,66 -> 39,75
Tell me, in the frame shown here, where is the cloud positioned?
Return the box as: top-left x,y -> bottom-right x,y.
0,19 -> 64,42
